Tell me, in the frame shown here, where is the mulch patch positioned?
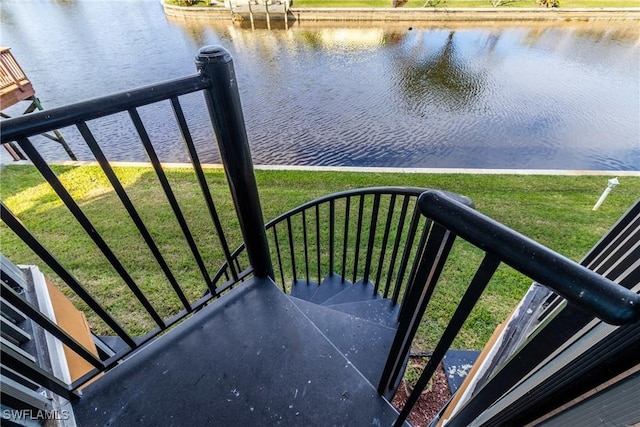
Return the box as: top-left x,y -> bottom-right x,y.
391,359 -> 451,427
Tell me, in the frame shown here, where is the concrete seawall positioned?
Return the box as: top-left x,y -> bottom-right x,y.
162,2 -> 640,22
163,3 -> 231,19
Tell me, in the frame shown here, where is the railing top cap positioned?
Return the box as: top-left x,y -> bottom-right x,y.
196,46 -> 232,65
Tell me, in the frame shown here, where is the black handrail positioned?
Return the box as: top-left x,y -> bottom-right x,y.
263,187 -> 472,226
0,75 -> 208,142
397,190 -> 640,427
387,190 -> 640,426
419,190 -> 640,325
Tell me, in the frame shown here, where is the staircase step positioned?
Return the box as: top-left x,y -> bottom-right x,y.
308,273 -> 351,304
326,299 -> 400,329
289,278 -> 320,301
72,277 -> 405,426
321,279 -> 381,306
290,296 -> 397,388
443,350 -> 481,394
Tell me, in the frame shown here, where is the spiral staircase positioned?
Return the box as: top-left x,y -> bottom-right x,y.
2,46 -> 638,427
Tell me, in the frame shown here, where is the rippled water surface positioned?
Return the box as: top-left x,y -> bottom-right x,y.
2,0 -> 639,170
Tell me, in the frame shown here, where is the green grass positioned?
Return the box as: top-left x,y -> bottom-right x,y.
293,0 -> 393,6
1,164 -> 638,350
166,0 -> 212,6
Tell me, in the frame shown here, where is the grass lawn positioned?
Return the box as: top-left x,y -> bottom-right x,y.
1,164 -> 638,350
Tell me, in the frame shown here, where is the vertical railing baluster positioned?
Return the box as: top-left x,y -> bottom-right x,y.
352,194 -> 365,283
129,108 -> 215,294
287,216 -> 297,284
384,195 -> 410,299
272,225 -> 286,291
15,137 -> 165,329
211,259 -> 233,289
329,199 -> 335,275
391,204 -> 422,305
363,193 -> 380,286
77,121 -> 191,311
380,222 -> 457,396
394,254 -> 501,427
170,96 -> 238,282
302,209 -> 310,283
341,196 -> 351,281
375,194 -> 396,293
196,46 -> 273,279
315,204 -> 321,284
402,218 -> 432,303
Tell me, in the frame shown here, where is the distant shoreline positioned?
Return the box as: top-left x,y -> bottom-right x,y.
17,161 -> 637,176
162,2 -> 640,22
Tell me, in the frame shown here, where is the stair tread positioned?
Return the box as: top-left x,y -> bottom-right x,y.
72,277 -> 405,426
443,350 -> 481,394
308,273 -> 351,304
321,279 -> 381,306
290,296 -> 397,388
289,278 -> 320,301
326,298 -> 400,329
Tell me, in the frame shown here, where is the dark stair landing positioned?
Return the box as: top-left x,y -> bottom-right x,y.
72,277 -> 406,426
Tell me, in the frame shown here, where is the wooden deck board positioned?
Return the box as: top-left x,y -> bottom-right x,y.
1,82 -> 35,109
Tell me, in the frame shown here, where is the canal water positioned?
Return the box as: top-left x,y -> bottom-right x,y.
1,0 -> 639,170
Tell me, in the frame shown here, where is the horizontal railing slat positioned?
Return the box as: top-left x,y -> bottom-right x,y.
0,74 -> 208,142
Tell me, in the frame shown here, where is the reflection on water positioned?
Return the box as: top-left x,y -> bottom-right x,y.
1,0 -> 639,170
392,31 -> 488,113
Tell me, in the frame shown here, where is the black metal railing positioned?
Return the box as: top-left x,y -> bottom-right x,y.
214,186 -> 476,404
214,188 -> 413,299
264,187 -> 435,300
3,44 -> 638,426
383,190 -> 640,427
0,46 -> 269,399
217,186 -> 472,307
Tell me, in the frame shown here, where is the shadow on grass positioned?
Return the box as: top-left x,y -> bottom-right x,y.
1,164 -> 246,335
1,164 -> 638,349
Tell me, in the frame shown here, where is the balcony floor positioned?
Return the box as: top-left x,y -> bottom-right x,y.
72,276 -> 403,426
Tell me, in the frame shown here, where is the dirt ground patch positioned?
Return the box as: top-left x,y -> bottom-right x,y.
391,361 -> 451,427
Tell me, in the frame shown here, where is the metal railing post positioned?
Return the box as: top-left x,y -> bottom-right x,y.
195,46 -> 274,279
